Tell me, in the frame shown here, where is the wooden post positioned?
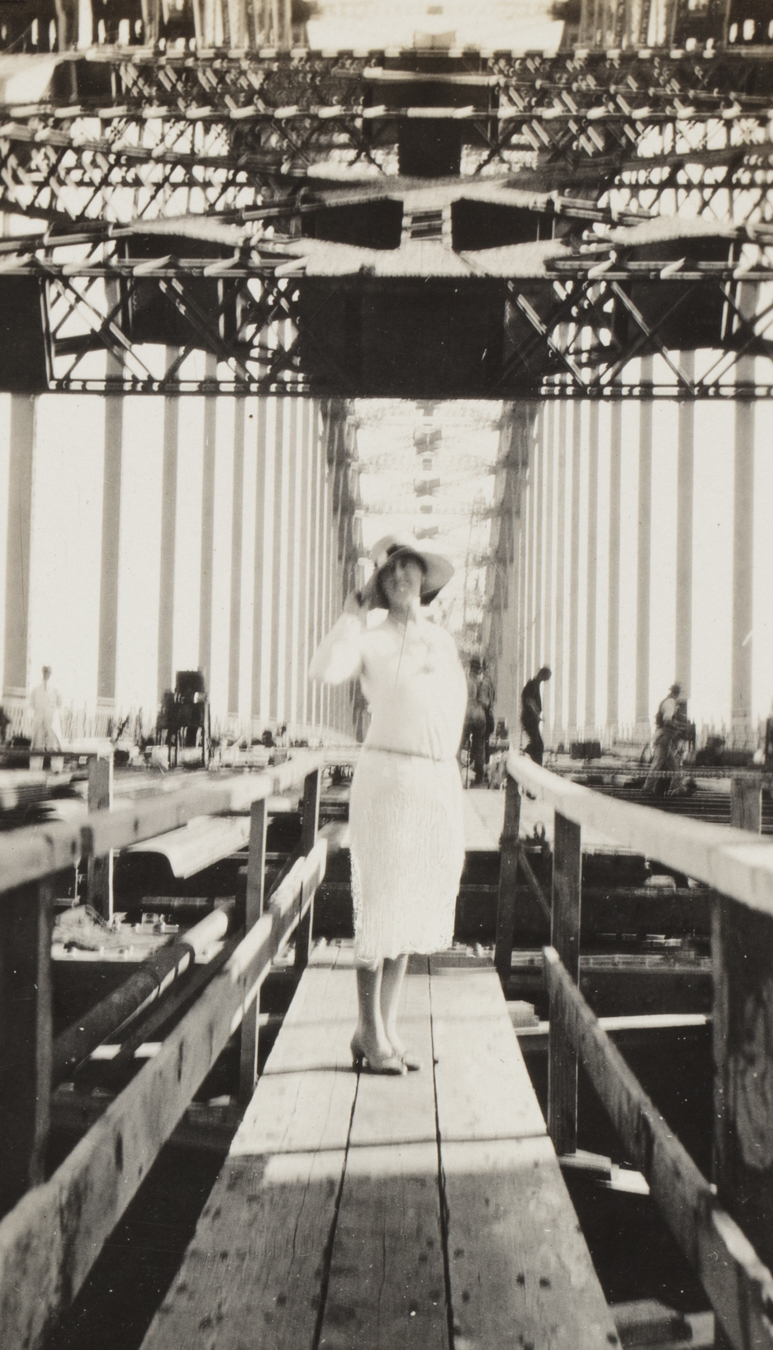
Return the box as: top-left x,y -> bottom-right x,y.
295,768 -> 320,972
86,752 -> 113,920
730,775 -> 762,834
495,774 -> 521,985
712,788 -> 773,1287
712,895 -> 773,1283
238,798 -> 267,1101
548,811 -> 582,1155
0,880 -> 55,1217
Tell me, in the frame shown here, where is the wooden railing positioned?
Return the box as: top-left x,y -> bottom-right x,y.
500,752 -> 773,1350
0,749 -> 328,1350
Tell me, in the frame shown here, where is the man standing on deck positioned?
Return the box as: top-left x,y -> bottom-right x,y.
643,682 -> 689,795
520,667 -> 551,765
30,665 -> 62,753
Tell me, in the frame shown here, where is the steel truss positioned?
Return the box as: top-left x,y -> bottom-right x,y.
4,46 -> 773,395
2,233 -> 771,397
3,49 -> 773,226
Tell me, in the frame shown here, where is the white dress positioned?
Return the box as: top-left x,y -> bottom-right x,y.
310,609 -> 468,968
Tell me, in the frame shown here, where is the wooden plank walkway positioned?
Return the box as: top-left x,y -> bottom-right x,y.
140,944 -> 619,1350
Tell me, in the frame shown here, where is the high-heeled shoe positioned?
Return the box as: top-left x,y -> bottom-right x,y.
350,1036 -> 406,1075
394,1048 -> 423,1072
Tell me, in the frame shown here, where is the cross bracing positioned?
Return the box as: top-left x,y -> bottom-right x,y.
3,222 -> 773,396
4,49 -> 773,221
4,45 -> 773,395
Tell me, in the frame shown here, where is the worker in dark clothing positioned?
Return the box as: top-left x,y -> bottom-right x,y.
478,659 -> 496,743
643,683 -> 691,795
765,700 -> 773,769
520,667 -> 551,765
463,657 -> 488,786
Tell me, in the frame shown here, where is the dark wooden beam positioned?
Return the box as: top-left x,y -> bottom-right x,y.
0,880 -> 55,1217
494,774 -> 521,982
295,767 -> 320,973
548,811 -> 582,1155
239,797 -> 268,1101
85,755 -> 113,919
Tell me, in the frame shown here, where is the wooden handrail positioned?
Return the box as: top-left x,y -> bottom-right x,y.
507,751 -> 773,917
0,748 -> 327,898
501,754 -> 773,1350
0,835 -> 327,1350
544,948 -> 773,1350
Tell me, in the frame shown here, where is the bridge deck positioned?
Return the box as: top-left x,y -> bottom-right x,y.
140,943 -> 618,1350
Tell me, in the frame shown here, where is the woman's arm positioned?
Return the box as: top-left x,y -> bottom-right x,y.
309,592 -> 367,686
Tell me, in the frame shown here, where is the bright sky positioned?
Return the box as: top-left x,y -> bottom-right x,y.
308,0 -> 563,52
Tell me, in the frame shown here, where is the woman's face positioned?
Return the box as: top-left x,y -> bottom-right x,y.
381,555 -> 424,610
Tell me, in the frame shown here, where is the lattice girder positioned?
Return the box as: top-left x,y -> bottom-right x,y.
0,237 -> 770,396
3,48 -> 773,224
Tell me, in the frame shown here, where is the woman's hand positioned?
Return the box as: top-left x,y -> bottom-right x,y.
343,590 -> 367,618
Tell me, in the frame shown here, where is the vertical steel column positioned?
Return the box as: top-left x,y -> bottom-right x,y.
585,403 -> 599,737
505,475 -> 520,728
157,360 -> 179,702
553,403 -> 567,745
548,812 -> 582,1155
675,352 -> 694,697
96,351 -> 123,713
228,398 -> 246,719
315,422 -> 325,731
607,400 -> 622,738
270,400 -> 285,723
543,411 -> 554,741
636,369 -> 653,735
525,431 -> 536,684
307,407 -> 321,728
251,398 -> 269,727
534,420 -> 544,673
3,395 -> 35,704
283,401 -> 299,728
517,458 -> 528,718
199,355 -> 217,688
731,374 -> 754,748
299,402 -> 313,727
567,405 -> 582,739
322,451 -> 334,730
239,797 -> 267,1101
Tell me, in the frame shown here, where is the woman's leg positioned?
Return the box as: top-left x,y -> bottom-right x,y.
380,953 -> 409,1053
354,963 -> 394,1059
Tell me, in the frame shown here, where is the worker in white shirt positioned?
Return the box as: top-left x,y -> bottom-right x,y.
30,665 -> 62,752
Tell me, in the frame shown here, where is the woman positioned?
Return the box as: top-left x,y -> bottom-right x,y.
310,535 -> 467,1074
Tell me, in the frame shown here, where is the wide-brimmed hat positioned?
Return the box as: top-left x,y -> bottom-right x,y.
361,535 -> 454,609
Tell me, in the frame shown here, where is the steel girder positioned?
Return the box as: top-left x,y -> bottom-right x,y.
3,47 -> 773,395
3,49 -> 773,226
3,238 -> 772,396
